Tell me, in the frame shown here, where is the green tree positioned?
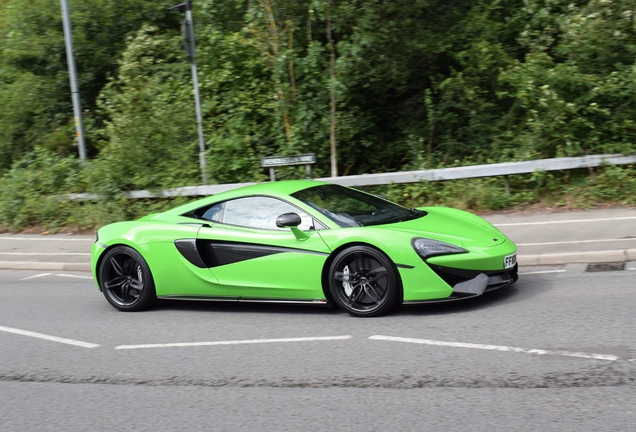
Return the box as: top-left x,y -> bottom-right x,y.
94,26 -> 199,191
497,0 -> 636,159
0,0 -> 179,172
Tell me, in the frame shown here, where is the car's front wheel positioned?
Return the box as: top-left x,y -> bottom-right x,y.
98,246 -> 156,312
328,246 -> 400,317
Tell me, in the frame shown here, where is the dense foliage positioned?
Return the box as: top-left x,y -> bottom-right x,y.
1,0 -> 635,229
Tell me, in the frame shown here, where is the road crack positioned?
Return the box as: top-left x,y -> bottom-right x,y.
1,365 -> 635,389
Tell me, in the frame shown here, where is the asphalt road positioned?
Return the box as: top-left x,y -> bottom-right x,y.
487,207 -> 636,263
1,265 -> 635,431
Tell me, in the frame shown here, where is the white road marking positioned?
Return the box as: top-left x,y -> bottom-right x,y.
518,270 -> 566,275
116,335 -> 353,350
369,335 -> 619,361
0,325 -> 100,348
57,274 -> 93,280
0,237 -> 93,241
494,216 -> 636,227
19,273 -> 53,280
518,238 -> 636,247
0,252 -> 90,256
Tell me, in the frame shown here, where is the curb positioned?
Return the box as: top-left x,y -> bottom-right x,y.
518,249 -> 636,266
2,249 -> 636,273
0,261 -> 91,272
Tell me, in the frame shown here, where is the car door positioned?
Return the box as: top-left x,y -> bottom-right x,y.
147,222 -> 238,300
196,195 -> 332,301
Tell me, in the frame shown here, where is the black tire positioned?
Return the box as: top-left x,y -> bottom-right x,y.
98,246 -> 156,312
328,246 -> 400,317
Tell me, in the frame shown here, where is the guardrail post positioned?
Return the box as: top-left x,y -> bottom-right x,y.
505,175 -> 510,195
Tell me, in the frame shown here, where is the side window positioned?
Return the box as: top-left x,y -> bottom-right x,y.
222,196 -> 314,231
190,202 -> 224,222
200,203 -> 224,222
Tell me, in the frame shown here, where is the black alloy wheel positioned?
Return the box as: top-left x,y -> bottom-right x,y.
99,246 -> 156,312
328,246 -> 400,317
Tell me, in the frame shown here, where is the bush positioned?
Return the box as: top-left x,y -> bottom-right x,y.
0,148 -> 82,230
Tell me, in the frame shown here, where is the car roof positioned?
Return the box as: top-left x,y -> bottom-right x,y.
159,180 -> 331,218
216,179 -> 330,197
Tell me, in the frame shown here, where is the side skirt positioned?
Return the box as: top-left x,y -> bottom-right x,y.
158,296 -> 239,302
157,295 -> 328,305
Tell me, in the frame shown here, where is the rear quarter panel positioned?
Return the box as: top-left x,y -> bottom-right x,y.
93,221 -> 228,297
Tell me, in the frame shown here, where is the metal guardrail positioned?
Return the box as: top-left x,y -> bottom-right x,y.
67,153 -> 636,200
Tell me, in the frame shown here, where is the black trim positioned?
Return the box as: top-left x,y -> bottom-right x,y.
175,238 -> 327,269
237,298 -> 328,304
427,263 -> 518,288
174,239 -> 207,268
158,295 -> 238,302
157,295 -> 328,305
203,241 -> 329,267
396,263 -> 415,269
174,239 -> 330,269
178,222 -> 211,228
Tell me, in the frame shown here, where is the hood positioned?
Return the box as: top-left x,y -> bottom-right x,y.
376,207 -> 505,248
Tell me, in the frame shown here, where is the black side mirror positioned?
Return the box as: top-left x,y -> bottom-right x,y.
276,212 -> 302,228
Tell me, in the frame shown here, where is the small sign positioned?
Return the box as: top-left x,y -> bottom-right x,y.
261,153 -> 316,168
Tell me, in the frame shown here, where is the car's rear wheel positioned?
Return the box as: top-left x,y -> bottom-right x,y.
99,246 -> 156,312
328,246 -> 400,317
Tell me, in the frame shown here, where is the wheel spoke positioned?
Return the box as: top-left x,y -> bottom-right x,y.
129,265 -> 144,291
128,279 -> 143,291
367,266 -> 387,282
334,271 -> 347,281
363,284 -> 382,305
109,257 -> 125,276
123,258 -> 134,277
349,284 -> 364,304
122,282 -> 130,302
334,271 -> 358,283
104,276 -> 125,290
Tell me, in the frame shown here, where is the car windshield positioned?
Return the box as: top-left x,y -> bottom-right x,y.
291,184 -> 426,228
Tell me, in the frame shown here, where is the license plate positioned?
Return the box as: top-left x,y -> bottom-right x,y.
504,253 -> 517,269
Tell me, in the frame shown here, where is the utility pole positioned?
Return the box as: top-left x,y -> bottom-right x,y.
170,0 -> 208,185
326,0 -> 338,177
60,0 -> 87,160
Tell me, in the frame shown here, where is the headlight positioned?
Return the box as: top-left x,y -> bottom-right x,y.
411,238 -> 468,260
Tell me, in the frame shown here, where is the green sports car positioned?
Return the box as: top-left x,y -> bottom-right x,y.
92,180 -> 518,317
